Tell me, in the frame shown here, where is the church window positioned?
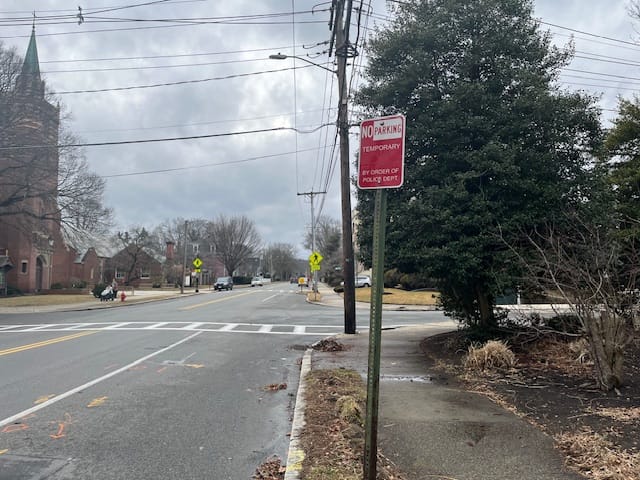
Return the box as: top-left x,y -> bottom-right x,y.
21,261 -> 28,274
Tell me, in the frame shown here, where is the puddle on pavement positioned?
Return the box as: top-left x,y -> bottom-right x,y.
380,374 -> 432,383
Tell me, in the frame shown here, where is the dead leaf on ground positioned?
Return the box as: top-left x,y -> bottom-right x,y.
312,338 -> 345,352
253,456 -> 286,479
263,383 -> 287,391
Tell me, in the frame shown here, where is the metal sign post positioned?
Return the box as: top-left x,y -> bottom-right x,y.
363,188 -> 387,479
358,114 -> 405,480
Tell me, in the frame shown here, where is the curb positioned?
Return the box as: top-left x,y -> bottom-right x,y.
284,348 -> 312,480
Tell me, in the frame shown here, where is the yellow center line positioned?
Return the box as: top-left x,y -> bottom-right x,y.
0,331 -> 97,357
179,291 -> 254,311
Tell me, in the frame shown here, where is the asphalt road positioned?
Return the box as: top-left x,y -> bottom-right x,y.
0,283 -> 450,479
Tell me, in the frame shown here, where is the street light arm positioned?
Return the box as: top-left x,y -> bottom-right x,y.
269,53 -> 336,74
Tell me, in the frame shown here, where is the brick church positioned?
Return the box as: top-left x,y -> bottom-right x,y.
0,28 -> 101,294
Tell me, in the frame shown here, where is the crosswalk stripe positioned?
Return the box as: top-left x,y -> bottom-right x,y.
143,322 -> 168,329
0,322 -> 357,336
183,322 -> 204,330
218,324 -> 238,332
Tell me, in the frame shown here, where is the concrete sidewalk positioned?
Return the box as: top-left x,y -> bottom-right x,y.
295,285 -> 582,479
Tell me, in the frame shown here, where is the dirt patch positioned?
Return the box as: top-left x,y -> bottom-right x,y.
300,369 -> 406,480
421,330 -> 640,479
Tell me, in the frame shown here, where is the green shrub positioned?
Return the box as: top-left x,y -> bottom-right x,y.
71,280 -> 87,289
50,282 -> 64,290
152,282 -> 161,288
232,276 -> 251,285
6,286 -> 23,296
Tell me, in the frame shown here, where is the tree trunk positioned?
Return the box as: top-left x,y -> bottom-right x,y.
475,286 -> 495,329
582,309 -> 626,391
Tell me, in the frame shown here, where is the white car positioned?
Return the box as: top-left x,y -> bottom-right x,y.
341,275 -> 372,288
251,276 -> 264,287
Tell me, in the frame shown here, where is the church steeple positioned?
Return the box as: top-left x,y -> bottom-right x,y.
22,26 -> 41,78
16,26 -> 45,97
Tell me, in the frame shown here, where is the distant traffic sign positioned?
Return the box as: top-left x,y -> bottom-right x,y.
309,252 -> 323,266
192,257 -> 203,269
358,114 -> 405,189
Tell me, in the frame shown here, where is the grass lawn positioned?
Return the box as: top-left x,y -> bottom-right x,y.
0,292 -> 177,307
353,287 -> 440,305
0,294 -> 95,307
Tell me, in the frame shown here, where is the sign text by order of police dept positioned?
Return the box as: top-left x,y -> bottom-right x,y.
358,114 -> 405,190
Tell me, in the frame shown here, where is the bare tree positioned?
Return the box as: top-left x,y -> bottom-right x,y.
503,213 -> 638,391
108,227 -> 156,293
304,215 -> 342,282
263,243 -> 297,280
207,215 -> 261,276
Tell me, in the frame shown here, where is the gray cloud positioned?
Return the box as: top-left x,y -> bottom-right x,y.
1,0 -> 637,256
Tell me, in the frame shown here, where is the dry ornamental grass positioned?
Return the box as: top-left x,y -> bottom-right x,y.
463,340 -> 517,372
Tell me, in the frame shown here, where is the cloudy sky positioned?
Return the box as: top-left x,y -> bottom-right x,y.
1,1 -> 639,256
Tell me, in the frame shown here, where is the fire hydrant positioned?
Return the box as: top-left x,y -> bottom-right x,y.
120,291 -> 126,302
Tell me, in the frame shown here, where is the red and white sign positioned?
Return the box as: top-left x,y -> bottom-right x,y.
358,114 -> 405,189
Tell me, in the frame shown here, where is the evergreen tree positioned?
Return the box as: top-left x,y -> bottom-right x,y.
355,0 -> 602,328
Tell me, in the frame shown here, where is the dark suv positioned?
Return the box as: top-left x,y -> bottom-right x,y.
214,276 -> 233,291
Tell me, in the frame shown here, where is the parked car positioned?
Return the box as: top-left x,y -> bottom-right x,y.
342,275 -> 372,288
251,276 -> 263,287
214,276 -> 233,291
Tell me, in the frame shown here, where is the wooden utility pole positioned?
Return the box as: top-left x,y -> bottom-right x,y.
333,0 -> 357,334
180,220 -> 187,294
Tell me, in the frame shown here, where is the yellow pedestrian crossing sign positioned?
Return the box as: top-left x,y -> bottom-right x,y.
192,257 -> 203,269
309,252 -> 323,266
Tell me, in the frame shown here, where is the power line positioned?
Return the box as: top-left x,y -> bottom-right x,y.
53,64 -> 316,94
0,124 -> 333,151
101,146 -> 330,178
74,107 -> 337,134
36,45 -> 302,64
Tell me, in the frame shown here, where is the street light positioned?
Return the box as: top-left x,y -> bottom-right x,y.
270,49 -> 357,335
268,53 -> 336,74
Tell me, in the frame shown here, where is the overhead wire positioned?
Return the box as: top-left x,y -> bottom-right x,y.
101,145 -> 333,179
0,124 -> 333,151
52,64 -> 316,94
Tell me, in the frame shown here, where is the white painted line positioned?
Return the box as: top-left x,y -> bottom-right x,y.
0,331 -> 203,428
20,324 -> 61,331
293,326 -> 306,334
219,324 -> 238,331
0,325 -> 22,331
258,325 -> 273,333
143,322 -> 168,329
67,323 -> 96,330
103,322 -> 130,330
183,322 -> 204,330
262,294 -> 278,303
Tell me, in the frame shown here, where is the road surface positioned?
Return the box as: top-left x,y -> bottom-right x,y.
0,283 -> 450,479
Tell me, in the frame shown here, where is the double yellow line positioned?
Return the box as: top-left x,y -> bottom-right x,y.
0,331 -> 96,357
